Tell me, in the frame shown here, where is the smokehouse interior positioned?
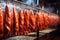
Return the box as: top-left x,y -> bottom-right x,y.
0,0 -> 60,40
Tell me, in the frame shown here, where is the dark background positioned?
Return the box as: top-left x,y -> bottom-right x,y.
18,0 -> 60,15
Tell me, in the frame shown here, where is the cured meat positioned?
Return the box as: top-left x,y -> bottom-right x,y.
24,10 -> 30,34
0,6 -> 4,38
24,10 -> 29,30
35,12 -> 40,31
53,16 -> 59,26
48,15 -> 54,27
39,12 -> 45,30
49,15 -> 59,27
29,10 -> 36,32
59,17 -> 60,25
0,4 -> 60,37
43,13 -> 49,29
5,4 -> 11,32
35,12 -> 44,30
3,4 -> 11,38
12,7 -> 19,36
19,8 -> 25,35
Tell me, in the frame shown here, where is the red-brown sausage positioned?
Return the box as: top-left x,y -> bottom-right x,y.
43,13 -> 49,29
24,9 -> 30,35
19,8 -> 25,35
35,12 -> 40,31
29,10 -> 36,32
0,6 -> 4,39
12,7 -> 19,36
5,4 -> 11,32
24,10 -> 29,30
39,12 -> 44,30
3,4 -> 11,38
49,15 -> 59,27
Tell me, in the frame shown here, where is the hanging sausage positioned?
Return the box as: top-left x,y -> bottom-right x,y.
35,12 -> 39,31
43,13 -> 49,29
12,7 -> 19,36
39,12 -> 45,30
4,4 -> 11,38
0,6 -> 4,38
24,9 -> 30,35
49,15 -> 59,27
0,3 -> 60,38
29,10 -> 36,32
19,8 -> 25,35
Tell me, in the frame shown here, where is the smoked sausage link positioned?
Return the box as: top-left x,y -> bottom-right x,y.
0,6 -> 4,38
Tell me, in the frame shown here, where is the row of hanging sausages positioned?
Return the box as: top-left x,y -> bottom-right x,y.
0,4 -> 60,39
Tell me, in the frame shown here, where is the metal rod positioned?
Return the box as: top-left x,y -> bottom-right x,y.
2,0 -> 58,16
36,0 -> 40,40
13,0 -> 56,15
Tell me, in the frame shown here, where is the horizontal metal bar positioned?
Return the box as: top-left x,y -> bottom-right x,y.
13,0 -> 58,15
